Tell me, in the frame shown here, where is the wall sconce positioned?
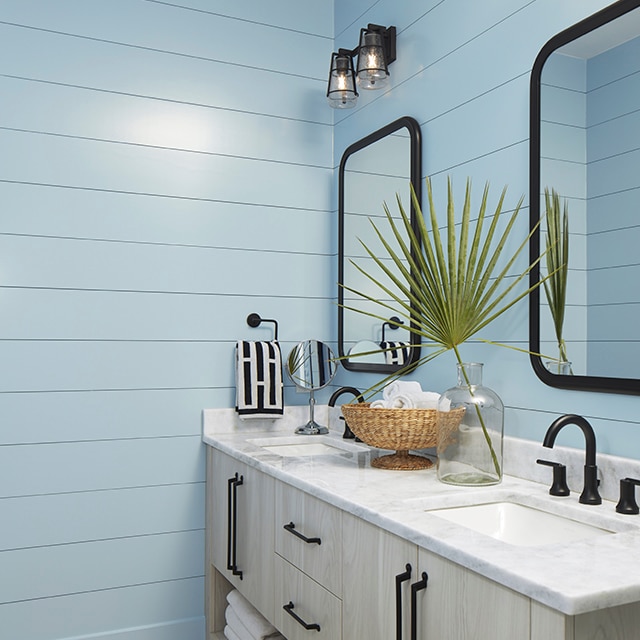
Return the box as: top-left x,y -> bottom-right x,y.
326,24 -> 397,109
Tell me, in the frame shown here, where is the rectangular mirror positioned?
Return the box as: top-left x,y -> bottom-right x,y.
530,0 -> 640,393
338,116 -> 422,372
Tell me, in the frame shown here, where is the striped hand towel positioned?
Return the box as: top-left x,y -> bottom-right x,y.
235,340 -> 284,419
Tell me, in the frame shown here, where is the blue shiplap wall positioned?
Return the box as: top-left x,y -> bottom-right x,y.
0,1 -> 333,638
586,35 -> 640,377
332,0 -> 640,461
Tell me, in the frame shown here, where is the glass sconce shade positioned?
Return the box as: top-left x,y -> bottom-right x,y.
327,52 -> 358,109
356,29 -> 389,89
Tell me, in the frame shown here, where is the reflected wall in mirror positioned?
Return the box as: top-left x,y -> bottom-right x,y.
338,116 -> 422,372
530,0 -> 640,393
286,340 -> 337,434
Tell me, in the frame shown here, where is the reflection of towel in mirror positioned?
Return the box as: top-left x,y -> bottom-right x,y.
380,340 -> 410,366
235,341 -> 284,419
226,589 -> 284,639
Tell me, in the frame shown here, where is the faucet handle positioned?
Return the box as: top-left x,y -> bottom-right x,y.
536,459 -> 570,496
616,478 -> 640,515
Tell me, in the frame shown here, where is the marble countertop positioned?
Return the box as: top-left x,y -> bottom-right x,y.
202,406 -> 640,616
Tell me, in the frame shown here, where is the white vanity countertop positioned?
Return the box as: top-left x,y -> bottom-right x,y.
203,406 -> 640,616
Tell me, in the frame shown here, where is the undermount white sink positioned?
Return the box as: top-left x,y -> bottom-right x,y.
428,501 -> 614,547
248,435 -> 369,458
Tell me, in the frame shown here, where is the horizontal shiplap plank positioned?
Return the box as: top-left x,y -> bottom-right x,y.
0,182 -> 333,253
0,23 -> 330,124
0,484 -> 205,550
0,529 -> 204,603
0,389 -> 211,445
165,0 -> 332,37
0,234 -> 334,298
0,0 -> 330,79
0,76 -> 332,166
0,436 -> 204,497
0,288 -> 334,341
0,578 -> 204,640
0,129 -> 332,211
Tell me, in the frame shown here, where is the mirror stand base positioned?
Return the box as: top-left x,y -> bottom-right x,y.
295,422 -> 329,435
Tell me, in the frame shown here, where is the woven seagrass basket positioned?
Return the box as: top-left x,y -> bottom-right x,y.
341,403 -> 465,470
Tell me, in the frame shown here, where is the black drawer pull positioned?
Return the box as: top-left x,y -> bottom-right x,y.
395,563 -> 412,640
283,601 -> 321,632
226,473 -> 243,580
284,522 -> 321,545
410,572 -> 428,640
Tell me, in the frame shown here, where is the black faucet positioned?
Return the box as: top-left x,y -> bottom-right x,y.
328,386 -> 364,439
542,414 -> 601,505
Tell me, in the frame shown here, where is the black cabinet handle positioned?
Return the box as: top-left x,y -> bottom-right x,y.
410,572 -> 428,640
226,473 -> 244,580
283,601 -> 321,632
395,563 -> 412,640
284,522 -> 321,545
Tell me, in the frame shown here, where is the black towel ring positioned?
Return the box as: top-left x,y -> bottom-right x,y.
381,316 -> 403,343
247,313 -> 279,341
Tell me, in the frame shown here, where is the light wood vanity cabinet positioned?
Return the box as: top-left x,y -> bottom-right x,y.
343,513 -> 529,640
209,449 -> 275,623
206,447 -> 640,640
273,482 -> 343,639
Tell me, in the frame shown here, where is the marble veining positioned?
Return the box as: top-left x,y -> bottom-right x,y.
202,406 -> 640,616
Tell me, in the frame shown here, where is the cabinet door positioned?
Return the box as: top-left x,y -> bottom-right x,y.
210,449 -> 275,622
416,548 -> 530,640
275,481 -> 342,596
343,512 -> 418,640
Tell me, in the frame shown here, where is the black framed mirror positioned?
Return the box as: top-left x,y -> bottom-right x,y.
530,0 -> 640,394
338,116 -> 422,372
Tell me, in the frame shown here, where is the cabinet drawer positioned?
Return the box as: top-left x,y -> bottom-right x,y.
275,554 -> 341,640
275,481 -> 342,596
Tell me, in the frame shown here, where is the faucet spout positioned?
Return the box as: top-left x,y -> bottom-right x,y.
328,386 -> 364,439
542,414 -> 601,505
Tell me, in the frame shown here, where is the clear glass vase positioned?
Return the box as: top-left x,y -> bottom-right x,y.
437,362 -> 503,486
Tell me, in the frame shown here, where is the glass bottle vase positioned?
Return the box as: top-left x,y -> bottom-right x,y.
437,362 -> 504,486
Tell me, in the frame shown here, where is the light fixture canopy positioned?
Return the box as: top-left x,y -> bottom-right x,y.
327,51 -> 358,109
326,24 -> 396,109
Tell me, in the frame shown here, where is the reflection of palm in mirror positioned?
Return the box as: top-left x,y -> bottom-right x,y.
533,4 -> 640,388
338,116 -> 422,373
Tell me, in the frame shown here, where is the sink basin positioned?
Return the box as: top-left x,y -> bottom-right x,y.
428,501 -> 614,546
247,435 -> 369,458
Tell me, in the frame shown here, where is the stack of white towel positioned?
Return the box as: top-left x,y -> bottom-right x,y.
224,589 -> 286,640
370,380 -> 450,410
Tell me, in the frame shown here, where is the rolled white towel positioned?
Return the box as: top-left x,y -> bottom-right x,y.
382,380 -> 422,401
224,624 -> 242,640
369,399 -> 388,409
388,393 -> 416,409
438,396 -> 452,411
226,589 -> 280,639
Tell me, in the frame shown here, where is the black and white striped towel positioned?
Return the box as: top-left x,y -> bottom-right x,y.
235,340 -> 284,419
380,341 -> 410,367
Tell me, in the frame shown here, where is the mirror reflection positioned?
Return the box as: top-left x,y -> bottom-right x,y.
338,116 -> 422,373
286,340 -> 336,434
530,1 -> 640,393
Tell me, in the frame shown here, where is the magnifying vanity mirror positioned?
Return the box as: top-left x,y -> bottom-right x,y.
286,340 -> 337,434
530,0 -> 640,394
338,116 -> 422,373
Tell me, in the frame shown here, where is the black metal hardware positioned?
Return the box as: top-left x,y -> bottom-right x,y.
284,522 -> 321,545
226,473 -> 244,579
542,414 -> 602,505
382,316 -> 403,342
283,601 -> 321,632
327,386 -> 364,439
536,459 -> 571,496
395,563 -> 412,640
410,572 -> 428,640
246,313 -> 279,341
616,477 -> 640,514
